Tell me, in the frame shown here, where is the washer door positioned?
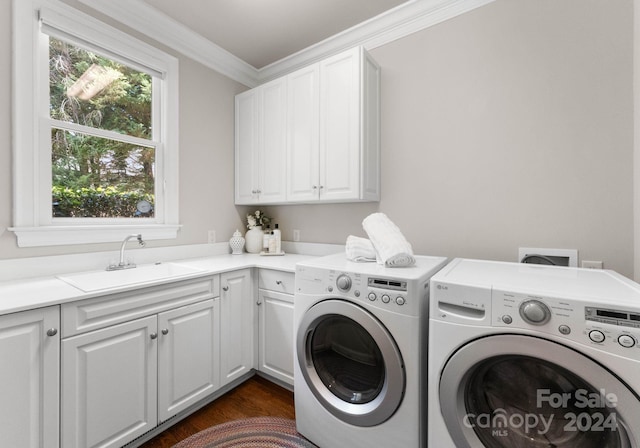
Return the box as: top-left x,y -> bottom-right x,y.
439,334 -> 640,448
297,299 -> 405,427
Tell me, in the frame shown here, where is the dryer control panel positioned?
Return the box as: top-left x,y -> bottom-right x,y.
492,289 -> 640,359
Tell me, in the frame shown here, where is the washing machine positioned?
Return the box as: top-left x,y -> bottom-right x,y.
294,253 -> 448,448
428,258 -> 640,448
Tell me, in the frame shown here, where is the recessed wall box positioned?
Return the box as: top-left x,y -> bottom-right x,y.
518,247 -> 578,267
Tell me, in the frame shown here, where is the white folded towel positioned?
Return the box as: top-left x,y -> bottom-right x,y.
345,235 -> 377,262
362,213 -> 415,267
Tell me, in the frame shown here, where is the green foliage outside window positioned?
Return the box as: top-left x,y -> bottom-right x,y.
49,37 -> 155,218
52,185 -> 154,218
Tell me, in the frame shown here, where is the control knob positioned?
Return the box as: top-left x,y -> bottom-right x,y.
589,330 -> 605,343
336,274 -> 352,292
618,334 -> 636,348
519,299 -> 551,325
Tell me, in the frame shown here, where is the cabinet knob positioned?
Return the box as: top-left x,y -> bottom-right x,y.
256,300 -> 262,306
319,185 -> 324,190
276,280 -> 283,285
161,329 -> 169,335
251,189 -> 257,194
46,328 -> 58,337
312,185 -> 317,190
223,286 -> 229,291
150,332 -> 158,340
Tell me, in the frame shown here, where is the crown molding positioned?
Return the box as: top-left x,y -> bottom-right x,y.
78,0 -> 495,87
78,0 -> 260,87
258,0 -> 496,82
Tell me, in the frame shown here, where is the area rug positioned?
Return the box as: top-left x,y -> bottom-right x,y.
172,416 -> 318,448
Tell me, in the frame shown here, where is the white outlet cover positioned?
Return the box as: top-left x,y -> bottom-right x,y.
581,260 -> 603,269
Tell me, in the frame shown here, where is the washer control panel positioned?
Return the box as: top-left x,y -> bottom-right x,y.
493,289 -> 640,358
366,277 -> 409,306
327,270 -> 415,314
296,265 -> 430,317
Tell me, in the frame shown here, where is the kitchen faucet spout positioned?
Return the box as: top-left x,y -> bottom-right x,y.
107,234 -> 146,271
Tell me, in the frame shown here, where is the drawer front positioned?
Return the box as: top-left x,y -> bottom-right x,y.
62,276 -> 219,337
258,269 -> 295,295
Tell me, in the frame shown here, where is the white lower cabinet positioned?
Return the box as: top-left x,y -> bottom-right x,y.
220,269 -> 254,386
61,316 -> 158,448
0,306 -> 60,448
4,266 -> 298,448
257,289 -> 294,385
60,277 -> 219,448
158,299 -> 220,422
256,269 -> 295,386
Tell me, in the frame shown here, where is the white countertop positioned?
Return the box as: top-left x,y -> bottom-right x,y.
174,253 -> 315,273
0,252 -> 320,316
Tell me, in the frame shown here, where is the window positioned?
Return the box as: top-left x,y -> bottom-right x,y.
11,0 -> 180,247
50,37 -> 156,219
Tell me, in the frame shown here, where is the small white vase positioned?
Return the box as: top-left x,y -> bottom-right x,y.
229,229 -> 245,255
244,226 -> 263,254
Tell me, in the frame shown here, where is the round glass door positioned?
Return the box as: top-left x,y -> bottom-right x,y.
297,300 -> 405,426
439,335 -> 640,448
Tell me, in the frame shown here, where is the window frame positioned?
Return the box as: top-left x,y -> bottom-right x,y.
11,0 -> 180,247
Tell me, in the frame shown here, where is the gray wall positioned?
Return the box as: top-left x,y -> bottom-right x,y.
0,0 -> 635,278
266,0 -> 635,277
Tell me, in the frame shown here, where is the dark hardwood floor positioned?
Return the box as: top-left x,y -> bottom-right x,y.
140,375 -> 295,447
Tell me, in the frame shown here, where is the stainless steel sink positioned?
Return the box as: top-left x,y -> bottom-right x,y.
57,262 -> 204,292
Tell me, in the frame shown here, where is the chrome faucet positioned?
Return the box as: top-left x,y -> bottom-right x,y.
107,234 -> 146,271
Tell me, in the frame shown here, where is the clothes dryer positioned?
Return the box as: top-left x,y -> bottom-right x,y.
429,258 -> 640,448
295,253 -> 448,448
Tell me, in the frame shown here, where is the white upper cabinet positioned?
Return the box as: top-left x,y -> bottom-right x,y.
235,78 -> 287,204
235,89 -> 259,204
235,46 -> 380,205
286,64 -> 320,202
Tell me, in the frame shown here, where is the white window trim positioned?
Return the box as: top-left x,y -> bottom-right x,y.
10,0 -> 180,247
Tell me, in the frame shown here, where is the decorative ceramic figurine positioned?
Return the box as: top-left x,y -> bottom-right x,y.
229,229 -> 245,255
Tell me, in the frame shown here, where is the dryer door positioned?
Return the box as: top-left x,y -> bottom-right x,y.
296,299 -> 405,427
439,334 -> 640,448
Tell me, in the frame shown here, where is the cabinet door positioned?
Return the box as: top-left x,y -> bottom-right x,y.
220,269 -> 254,385
258,289 -> 294,385
61,316 -> 157,448
258,78 -> 287,203
0,307 -> 59,448
235,88 -> 259,204
319,47 -> 361,201
158,299 -> 219,422
286,64 -> 320,202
